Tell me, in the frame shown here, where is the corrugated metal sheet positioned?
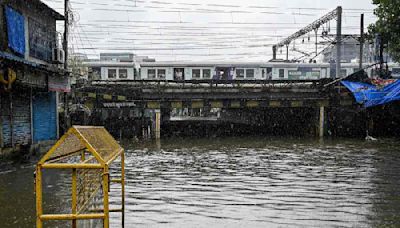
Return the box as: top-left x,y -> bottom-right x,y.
1,91 -> 31,146
33,92 -> 57,142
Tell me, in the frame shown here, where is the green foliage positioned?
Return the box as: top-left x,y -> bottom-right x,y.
369,0 -> 400,62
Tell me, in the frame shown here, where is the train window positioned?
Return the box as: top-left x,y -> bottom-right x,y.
192,69 -> 201,79
108,69 -> 117,79
119,69 -> 128,79
203,69 -> 211,78
246,69 -> 254,78
279,69 -> 284,78
148,69 -> 156,79
157,69 -> 166,79
236,69 -> 245,78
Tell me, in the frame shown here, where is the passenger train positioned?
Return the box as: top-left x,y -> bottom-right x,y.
138,62 -> 400,81
93,61 -> 400,81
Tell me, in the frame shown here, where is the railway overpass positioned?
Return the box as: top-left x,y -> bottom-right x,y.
72,79 -> 358,139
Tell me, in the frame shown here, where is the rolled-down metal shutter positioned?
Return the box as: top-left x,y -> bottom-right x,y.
33,91 -> 57,142
1,91 -> 31,146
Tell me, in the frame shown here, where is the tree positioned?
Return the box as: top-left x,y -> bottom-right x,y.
369,0 -> 400,62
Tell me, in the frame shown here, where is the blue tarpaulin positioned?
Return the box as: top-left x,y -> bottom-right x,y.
5,6 -> 25,55
341,80 -> 400,108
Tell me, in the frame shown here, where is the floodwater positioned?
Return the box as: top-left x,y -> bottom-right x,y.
1,137 -> 400,227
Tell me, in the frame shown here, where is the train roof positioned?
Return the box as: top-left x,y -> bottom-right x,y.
139,61 -> 331,68
84,60 -> 400,69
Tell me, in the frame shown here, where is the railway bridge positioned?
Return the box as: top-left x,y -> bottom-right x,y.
72,79 -> 357,139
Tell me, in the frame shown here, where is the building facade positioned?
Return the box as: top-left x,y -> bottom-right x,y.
321,36 -> 394,64
84,52 -> 155,81
0,0 -> 68,155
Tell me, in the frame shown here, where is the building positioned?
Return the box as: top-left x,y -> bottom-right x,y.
69,53 -> 89,84
84,53 -> 155,81
321,36 -> 394,64
0,0 -> 68,155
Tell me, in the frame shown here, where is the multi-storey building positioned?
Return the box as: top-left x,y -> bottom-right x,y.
0,0 -> 68,155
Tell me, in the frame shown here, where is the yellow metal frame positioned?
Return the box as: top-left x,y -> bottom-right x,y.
35,126 -> 125,228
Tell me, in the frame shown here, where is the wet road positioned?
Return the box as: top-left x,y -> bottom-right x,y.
1,137 -> 400,227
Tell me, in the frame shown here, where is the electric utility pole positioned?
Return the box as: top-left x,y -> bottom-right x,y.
335,6 -> 342,78
359,14 -> 364,70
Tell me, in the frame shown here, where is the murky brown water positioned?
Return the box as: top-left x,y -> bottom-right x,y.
1,137 -> 400,227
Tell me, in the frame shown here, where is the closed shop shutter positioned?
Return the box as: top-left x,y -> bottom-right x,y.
0,94 -> 10,147
32,91 -> 57,142
1,91 -> 31,146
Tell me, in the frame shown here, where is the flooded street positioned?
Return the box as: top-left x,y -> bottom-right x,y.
2,137 -> 400,227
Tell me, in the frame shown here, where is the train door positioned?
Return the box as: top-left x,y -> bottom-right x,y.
174,68 -> 185,80
267,67 -> 273,80
215,67 -> 231,80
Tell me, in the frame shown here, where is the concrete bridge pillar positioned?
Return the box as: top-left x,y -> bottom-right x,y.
318,106 -> 325,138
155,109 -> 161,139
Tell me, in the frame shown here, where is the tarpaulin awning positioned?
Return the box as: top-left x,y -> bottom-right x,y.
341,80 -> 400,108
5,6 -> 25,55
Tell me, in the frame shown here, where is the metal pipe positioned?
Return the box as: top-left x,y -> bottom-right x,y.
41,163 -> 103,169
72,168 -> 77,228
40,213 -> 105,220
89,208 -> 124,213
121,152 -> 125,228
36,166 -> 43,228
103,166 -> 110,228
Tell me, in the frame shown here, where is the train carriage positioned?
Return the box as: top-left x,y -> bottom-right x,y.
90,60 -> 400,82
139,62 -> 333,81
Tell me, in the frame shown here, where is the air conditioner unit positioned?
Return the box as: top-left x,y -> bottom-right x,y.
52,48 -> 65,64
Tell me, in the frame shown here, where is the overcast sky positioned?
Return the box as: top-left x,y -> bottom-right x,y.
43,0 -> 377,62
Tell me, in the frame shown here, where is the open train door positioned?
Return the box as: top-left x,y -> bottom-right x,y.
173,68 -> 185,81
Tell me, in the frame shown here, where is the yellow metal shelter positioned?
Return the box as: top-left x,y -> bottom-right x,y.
35,126 -> 125,228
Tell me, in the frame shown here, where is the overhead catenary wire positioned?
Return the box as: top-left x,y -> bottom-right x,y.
42,0 -> 377,61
